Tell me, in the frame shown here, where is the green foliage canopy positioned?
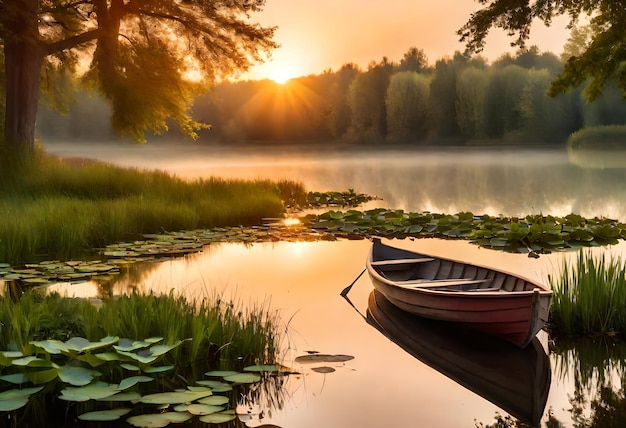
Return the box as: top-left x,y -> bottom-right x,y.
0,0 -> 277,143
458,1 -> 626,101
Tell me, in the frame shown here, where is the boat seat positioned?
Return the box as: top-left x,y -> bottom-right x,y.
370,258 -> 436,266
395,278 -> 489,288
466,287 -> 501,292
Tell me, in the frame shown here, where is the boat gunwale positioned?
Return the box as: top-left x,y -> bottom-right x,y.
366,239 -> 552,297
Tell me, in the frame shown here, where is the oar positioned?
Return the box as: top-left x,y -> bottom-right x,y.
340,268 -> 366,298
340,268 -> 367,321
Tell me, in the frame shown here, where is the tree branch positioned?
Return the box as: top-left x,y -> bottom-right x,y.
45,28 -> 101,55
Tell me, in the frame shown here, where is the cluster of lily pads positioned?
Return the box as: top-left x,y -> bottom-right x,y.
0,334 -> 284,426
302,209 -> 626,257
305,189 -> 375,208
4,201 -> 626,287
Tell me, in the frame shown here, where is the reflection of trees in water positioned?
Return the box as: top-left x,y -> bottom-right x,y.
552,336 -> 626,428
331,150 -> 626,219
92,250 -> 211,298
478,337 -> 626,428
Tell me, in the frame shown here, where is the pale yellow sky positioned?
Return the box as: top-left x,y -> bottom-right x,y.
241,0 -> 571,82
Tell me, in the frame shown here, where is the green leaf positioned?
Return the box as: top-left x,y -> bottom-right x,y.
0,386 -> 44,400
244,364 -> 278,372
26,368 -> 59,384
139,390 -> 213,405
197,395 -> 229,406
97,391 -> 142,402
58,366 -> 99,386
127,412 -> 192,427
199,412 -> 237,424
0,398 -> 28,411
186,404 -> 225,415
78,408 -> 132,421
223,373 -> 261,384
0,373 -> 28,384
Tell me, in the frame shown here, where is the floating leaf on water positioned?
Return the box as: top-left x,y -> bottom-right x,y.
26,368 -> 59,385
58,365 -> 100,386
197,395 -> 229,406
196,380 -> 232,392
0,373 -> 28,384
0,386 -> 44,400
119,376 -> 154,390
12,356 -> 57,368
187,404 -> 225,415
30,339 -> 68,355
78,408 -> 131,421
60,382 -> 120,401
244,364 -> 278,372
127,412 -> 192,427
223,373 -> 261,384
121,363 -> 141,371
143,365 -> 174,374
199,412 -> 237,424
205,370 -> 239,377
311,366 -> 336,374
294,354 -> 354,364
97,391 -> 142,402
0,398 -> 28,411
139,390 -> 213,405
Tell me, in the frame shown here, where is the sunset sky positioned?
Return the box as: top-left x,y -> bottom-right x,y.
242,0 -> 572,83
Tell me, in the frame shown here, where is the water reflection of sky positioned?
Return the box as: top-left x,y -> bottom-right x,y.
48,238 -> 626,426
39,143 -> 626,426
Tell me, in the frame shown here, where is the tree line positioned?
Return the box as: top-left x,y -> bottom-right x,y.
38,46 -> 626,146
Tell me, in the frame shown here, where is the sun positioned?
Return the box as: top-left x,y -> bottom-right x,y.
268,68 -> 296,84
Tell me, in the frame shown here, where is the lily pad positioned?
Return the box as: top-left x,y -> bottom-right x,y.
0,373 -> 29,384
139,390 -> 213,405
127,412 -> 192,427
97,391 -> 142,402
0,398 -> 28,411
205,370 -> 239,377
58,365 -> 100,386
311,366 -> 336,374
223,373 -> 261,384
78,408 -> 132,421
294,354 -> 354,364
244,364 -> 279,372
187,404 -> 225,415
199,412 -> 237,424
197,395 -> 230,406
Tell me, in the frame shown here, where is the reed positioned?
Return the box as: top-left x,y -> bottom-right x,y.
0,152 -> 306,262
567,125 -> 626,150
0,290 -> 280,368
549,249 -> 626,336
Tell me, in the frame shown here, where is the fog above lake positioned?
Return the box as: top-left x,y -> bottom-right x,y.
44,141 -> 626,221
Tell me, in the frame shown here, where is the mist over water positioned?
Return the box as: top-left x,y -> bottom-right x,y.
40,141 -> 626,427
45,141 -> 626,220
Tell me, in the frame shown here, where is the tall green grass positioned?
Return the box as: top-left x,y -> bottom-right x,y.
0,290 -> 280,368
567,125 -> 626,150
0,151 -> 307,262
549,250 -> 626,336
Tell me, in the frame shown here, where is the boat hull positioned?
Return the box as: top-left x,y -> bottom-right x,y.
367,290 -> 551,427
366,239 -> 552,348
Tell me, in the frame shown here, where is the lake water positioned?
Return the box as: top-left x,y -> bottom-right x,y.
42,142 -> 626,427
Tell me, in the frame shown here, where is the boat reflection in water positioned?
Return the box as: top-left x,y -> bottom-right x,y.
366,290 -> 551,427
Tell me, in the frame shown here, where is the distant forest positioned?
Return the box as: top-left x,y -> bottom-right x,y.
37,46 -> 626,146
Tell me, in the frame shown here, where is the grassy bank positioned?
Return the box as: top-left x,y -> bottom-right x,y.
567,125 -> 626,150
549,250 -> 626,336
0,289 -> 282,424
0,150 -> 306,262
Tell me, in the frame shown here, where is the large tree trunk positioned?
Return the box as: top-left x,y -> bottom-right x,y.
3,0 -> 44,152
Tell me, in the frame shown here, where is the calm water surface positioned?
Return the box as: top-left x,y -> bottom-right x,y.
44,143 -> 626,427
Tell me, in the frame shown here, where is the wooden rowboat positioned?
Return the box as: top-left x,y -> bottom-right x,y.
366,238 -> 552,348
367,290 -> 551,427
